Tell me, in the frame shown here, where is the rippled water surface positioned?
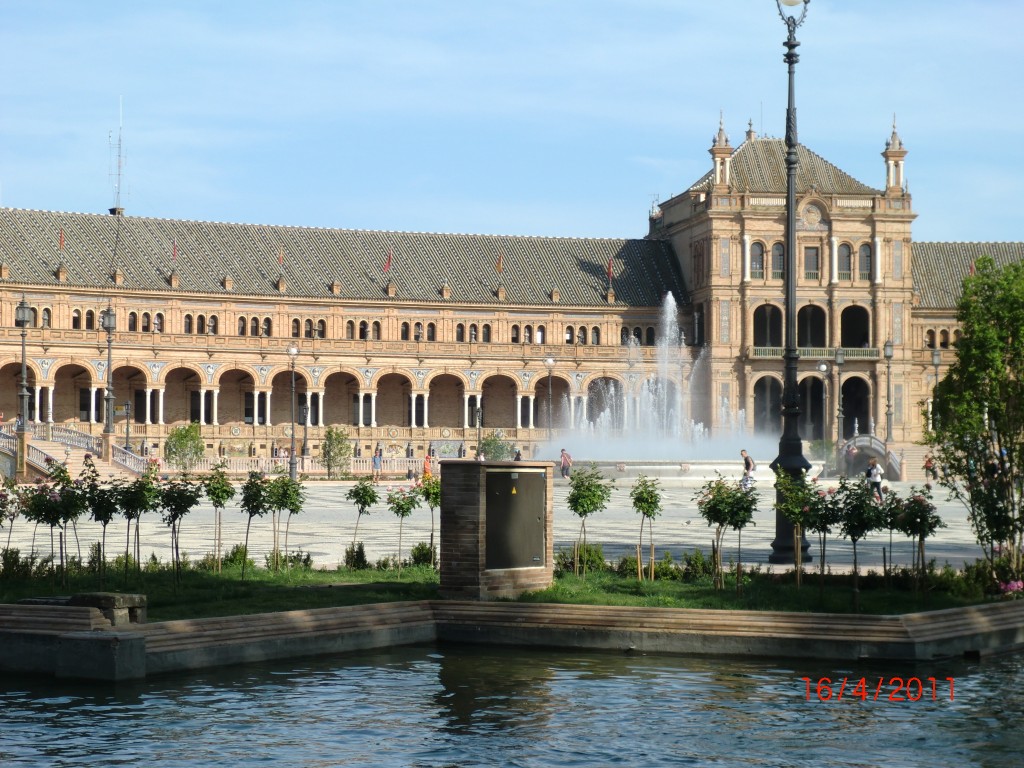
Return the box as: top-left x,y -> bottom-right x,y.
3,645 -> 1022,767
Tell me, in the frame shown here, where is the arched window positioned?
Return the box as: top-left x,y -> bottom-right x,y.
262,317 -> 272,337
184,314 -> 194,334
565,326 -> 574,344
346,320 -> 355,339
372,321 -> 381,340
141,313 -> 151,332
208,316 -> 218,335
621,326 -> 630,345
536,325 -> 545,344
838,243 -> 852,279
72,309 -> 82,330
238,317 -> 248,336
426,323 -> 436,341
41,308 -> 51,328
858,244 -> 872,280
196,315 -> 207,335
578,327 -> 587,345
85,310 -> 96,330
524,325 -> 533,344
633,327 -> 642,344
469,324 -> 478,342
401,322 -> 410,341
316,320 -> 326,338
292,319 -> 301,338
511,324 -> 521,343
128,312 -> 138,332
771,243 -> 784,279
645,327 -> 656,346
250,317 -> 260,336
304,319 -> 314,339
592,326 -> 601,345
925,329 -> 936,348
482,324 -> 491,343
358,321 -> 368,340
456,323 -> 465,342
30,308 -> 39,327
939,330 -> 950,349
153,313 -> 164,332
750,242 -> 765,279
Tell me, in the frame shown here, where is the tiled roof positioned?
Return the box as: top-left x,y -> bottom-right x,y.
0,208 -> 688,308
913,242 -> 1024,309
690,138 -> 880,196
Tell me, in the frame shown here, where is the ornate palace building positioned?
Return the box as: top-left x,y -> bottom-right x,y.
2,122 -> 1021,478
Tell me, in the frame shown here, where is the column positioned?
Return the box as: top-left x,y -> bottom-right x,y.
568,394 -> 576,428
515,394 -> 522,428
144,387 -> 152,424
265,390 -> 272,426
578,395 -> 588,429
198,389 -> 206,425
423,393 -> 429,428
622,393 -> 630,431
409,393 -> 416,427
528,394 -> 536,429
463,393 -> 470,427
873,236 -> 883,284
370,392 -> 377,427
33,385 -> 41,423
89,386 -> 97,423
212,389 -> 219,426
46,387 -> 54,423
158,389 -> 165,425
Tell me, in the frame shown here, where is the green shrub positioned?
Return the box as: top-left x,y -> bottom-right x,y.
682,547 -> 716,582
264,550 -> 313,570
410,541 -> 436,567
615,554 -> 639,578
555,543 -> 607,577
0,547 -> 35,580
344,542 -> 369,570
222,544 -> 255,572
375,555 -> 400,571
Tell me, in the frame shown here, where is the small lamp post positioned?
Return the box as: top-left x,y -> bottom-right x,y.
475,406 -> 483,457
15,297 -> 31,476
300,403 -> 310,457
834,347 -> 845,444
816,361 -> 829,464
123,401 -> 132,448
288,345 -> 299,481
545,356 -> 555,444
100,304 -> 116,435
884,339 -> 894,445
931,347 -> 942,430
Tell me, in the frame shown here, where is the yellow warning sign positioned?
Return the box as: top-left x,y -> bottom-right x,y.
511,487 -> 517,494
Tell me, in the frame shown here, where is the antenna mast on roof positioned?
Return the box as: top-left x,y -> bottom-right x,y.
108,97 -> 126,214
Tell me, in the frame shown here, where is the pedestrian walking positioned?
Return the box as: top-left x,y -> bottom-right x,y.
559,448 -> 573,479
867,457 -> 884,501
372,449 -> 382,483
740,449 -> 756,490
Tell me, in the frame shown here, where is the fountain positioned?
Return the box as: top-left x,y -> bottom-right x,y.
543,294 -> 782,482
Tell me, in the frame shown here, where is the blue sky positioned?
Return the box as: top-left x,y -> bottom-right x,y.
1,0 -> 1021,242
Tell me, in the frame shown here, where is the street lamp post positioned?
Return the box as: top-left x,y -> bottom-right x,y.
884,339 -> 894,445
300,403 -> 310,457
769,0 -> 812,564
15,297 -> 31,477
816,361 -> 829,464
100,304 -> 116,436
124,401 -> 132,449
931,347 -> 941,430
475,406 -> 483,456
835,347 -> 845,468
288,345 -> 298,481
545,357 -> 555,445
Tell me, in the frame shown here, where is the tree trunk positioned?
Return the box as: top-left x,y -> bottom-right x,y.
242,516 -> 253,580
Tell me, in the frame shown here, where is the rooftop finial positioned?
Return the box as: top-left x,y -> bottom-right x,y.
714,111 -> 730,148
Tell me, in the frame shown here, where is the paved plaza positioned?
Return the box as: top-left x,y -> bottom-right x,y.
4,470 -> 983,576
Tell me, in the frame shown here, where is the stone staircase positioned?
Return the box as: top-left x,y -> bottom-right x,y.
29,439 -> 139,481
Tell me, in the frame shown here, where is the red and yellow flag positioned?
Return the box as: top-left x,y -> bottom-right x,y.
496,252 -> 504,275
383,247 -> 393,273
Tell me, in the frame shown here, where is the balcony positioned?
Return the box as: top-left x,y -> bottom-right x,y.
748,346 -> 880,360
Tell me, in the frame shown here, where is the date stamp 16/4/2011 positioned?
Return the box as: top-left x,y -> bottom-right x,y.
801,677 -> 955,702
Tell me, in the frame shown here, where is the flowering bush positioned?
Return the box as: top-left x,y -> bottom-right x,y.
999,580 -> 1024,598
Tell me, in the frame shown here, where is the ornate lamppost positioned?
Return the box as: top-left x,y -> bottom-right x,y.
124,401 -> 132,449
835,347 -> 845,444
15,297 -> 31,477
931,347 -> 941,429
816,361 -> 829,464
768,0 -> 812,564
300,403 -> 310,458
884,339 -> 894,446
100,304 -> 116,436
288,345 -> 298,481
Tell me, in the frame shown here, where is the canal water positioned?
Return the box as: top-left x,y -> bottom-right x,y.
2,644 -> 1022,767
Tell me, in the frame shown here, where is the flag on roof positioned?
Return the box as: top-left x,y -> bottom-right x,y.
278,246 -> 284,268
172,238 -> 178,263
496,252 -> 504,275
383,247 -> 392,273
606,256 -> 614,284
58,228 -> 64,252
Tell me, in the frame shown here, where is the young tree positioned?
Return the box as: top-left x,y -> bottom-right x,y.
202,462 -> 236,572
773,469 -> 818,589
163,423 -> 206,474
895,485 -> 945,594
418,474 -> 441,567
268,475 -> 305,570
931,255 -> 1024,581
387,486 -> 421,575
159,476 -> 203,583
805,484 -> 841,600
320,426 -> 354,480
565,463 -> 613,577
239,471 -> 272,580
630,475 -> 662,580
80,454 -> 122,588
346,477 -> 380,552
835,476 -> 885,611
695,475 -> 757,591
118,462 -> 161,585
